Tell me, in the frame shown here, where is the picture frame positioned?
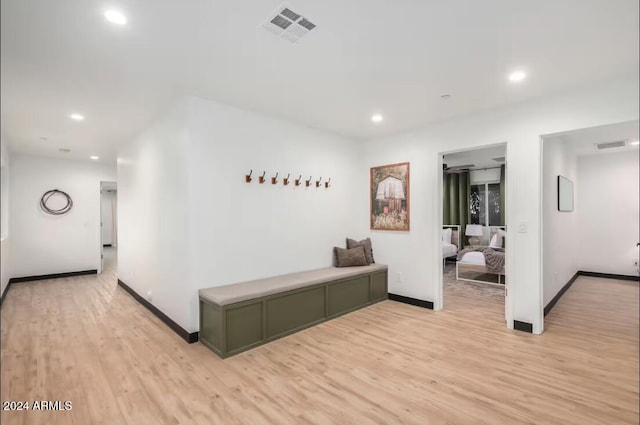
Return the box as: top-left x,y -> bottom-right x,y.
557,175 -> 574,212
370,162 -> 410,231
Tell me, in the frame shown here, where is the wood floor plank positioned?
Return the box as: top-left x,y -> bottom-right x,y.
1,253 -> 638,424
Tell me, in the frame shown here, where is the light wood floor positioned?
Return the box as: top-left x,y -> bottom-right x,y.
1,258 -> 638,424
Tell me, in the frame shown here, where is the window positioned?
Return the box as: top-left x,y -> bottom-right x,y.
470,183 -> 501,226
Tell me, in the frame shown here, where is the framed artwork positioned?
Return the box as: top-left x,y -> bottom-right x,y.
370,162 -> 410,231
557,175 -> 574,212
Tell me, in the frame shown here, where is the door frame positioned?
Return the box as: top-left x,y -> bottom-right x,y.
98,181 -> 117,274
435,142 -> 513,327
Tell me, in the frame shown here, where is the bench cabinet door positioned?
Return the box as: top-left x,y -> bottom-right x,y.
370,271 -> 388,302
226,302 -> 263,352
266,286 -> 326,338
200,300 -> 225,353
327,275 -> 370,317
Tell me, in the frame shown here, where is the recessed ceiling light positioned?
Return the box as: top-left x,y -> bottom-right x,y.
631,140 -> 640,146
371,114 -> 384,123
59,148 -> 71,153
105,10 -> 127,25
40,136 -> 48,141
90,155 -> 100,160
508,70 -> 527,83
440,94 -> 451,100
70,113 -> 85,121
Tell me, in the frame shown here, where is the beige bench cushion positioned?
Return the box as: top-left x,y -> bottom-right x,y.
199,264 -> 388,306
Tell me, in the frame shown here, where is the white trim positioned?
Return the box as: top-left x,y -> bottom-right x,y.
535,136 -> 546,334
98,182 -> 103,274
504,143 -> 514,329
434,153 -> 445,311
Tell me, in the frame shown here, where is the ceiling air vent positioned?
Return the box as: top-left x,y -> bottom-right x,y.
261,5 -> 316,43
595,140 -> 626,150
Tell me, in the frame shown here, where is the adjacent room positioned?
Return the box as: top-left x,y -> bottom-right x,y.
441,145 -> 507,324
101,181 -> 118,274
1,1 -> 638,424
542,120 -> 640,317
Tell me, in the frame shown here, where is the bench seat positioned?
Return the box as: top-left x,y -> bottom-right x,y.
199,264 -> 389,306
199,264 -> 388,358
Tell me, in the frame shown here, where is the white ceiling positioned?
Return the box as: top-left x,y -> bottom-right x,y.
2,0 -> 639,163
547,120 -> 640,156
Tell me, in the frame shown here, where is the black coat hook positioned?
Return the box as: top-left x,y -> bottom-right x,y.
305,176 -> 312,187
259,171 -> 266,184
315,177 -> 322,188
295,174 -> 302,186
271,172 -> 279,185
283,173 -> 290,186
245,169 -> 253,183
325,178 -> 331,188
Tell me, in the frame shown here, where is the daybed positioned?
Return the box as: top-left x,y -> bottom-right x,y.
456,226 -> 506,286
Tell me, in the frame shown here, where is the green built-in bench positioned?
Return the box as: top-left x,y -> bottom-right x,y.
198,264 -> 388,358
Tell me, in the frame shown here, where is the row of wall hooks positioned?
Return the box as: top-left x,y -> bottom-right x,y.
245,170 -> 331,188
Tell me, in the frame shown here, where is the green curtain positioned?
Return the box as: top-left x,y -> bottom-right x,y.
443,171 -> 471,231
499,164 -> 505,226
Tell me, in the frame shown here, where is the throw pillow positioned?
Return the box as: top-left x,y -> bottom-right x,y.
441,228 -> 452,244
334,246 -> 368,267
346,237 -> 375,264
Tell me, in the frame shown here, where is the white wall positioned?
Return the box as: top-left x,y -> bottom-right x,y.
361,76 -> 639,333
101,190 -> 117,246
9,155 -> 116,277
118,78 -> 638,335
185,97 -> 362,331
1,137 -> 11,296
118,97 -> 363,332
542,136 -> 579,306
118,99 -> 191,329
577,151 -> 639,276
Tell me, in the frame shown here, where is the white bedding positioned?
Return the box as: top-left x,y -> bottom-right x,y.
458,251 -> 486,265
442,242 -> 458,258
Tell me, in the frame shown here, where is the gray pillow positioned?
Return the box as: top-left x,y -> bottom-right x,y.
334,246 -> 368,267
346,237 -> 374,264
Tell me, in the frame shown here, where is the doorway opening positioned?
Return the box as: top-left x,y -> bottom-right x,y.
540,120 -> 639,324
99,181 -> 117,274
437,143 -> 512,326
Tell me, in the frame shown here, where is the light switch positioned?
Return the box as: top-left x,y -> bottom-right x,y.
518,221 -> 528,233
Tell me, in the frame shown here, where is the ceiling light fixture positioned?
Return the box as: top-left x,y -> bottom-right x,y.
371,114 -> 384,123
90,155 -> 100,160
105,10 -> 127,25
59,148 -> 71,153
631,140 -> 640,146
440,94 -> 451,100
508,70 -> 527,83
70,113 -> 85,121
